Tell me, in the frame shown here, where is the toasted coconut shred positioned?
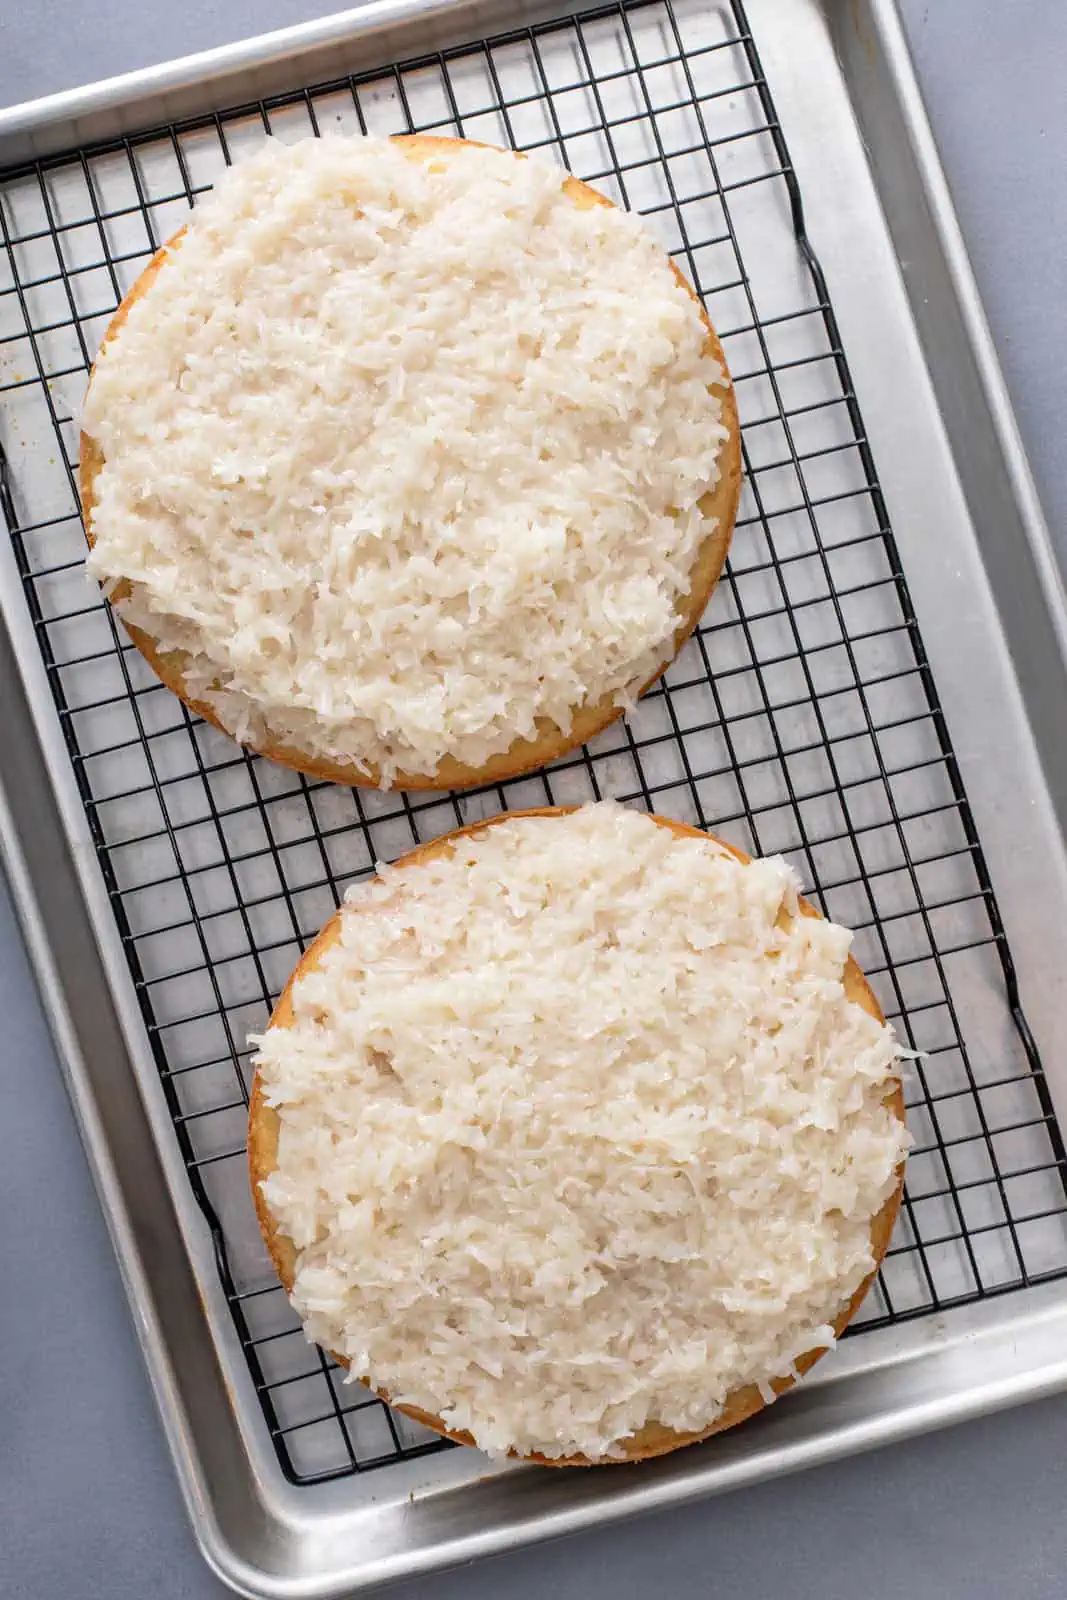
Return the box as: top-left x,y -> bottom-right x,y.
82,136 -> 730,784
252,804 -> 910,1461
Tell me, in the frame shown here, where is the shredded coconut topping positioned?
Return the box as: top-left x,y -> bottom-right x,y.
252,803 -> 908,1460
83,136 -> 731,783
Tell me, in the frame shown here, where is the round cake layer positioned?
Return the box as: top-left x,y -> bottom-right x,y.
80,135 -> 741,788
249,803 -> 908,1463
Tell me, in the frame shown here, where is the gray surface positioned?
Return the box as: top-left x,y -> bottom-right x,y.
1,3 -> 1066,1598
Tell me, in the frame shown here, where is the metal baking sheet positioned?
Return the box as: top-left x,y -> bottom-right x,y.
3,0 -> 1067,1594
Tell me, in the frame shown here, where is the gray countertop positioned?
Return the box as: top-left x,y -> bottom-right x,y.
2,4 -> 1066,1597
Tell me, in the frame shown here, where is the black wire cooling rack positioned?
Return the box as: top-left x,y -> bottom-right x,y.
2,0 -> 1067,1488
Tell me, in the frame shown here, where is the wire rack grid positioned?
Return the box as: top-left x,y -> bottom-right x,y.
2,0 -> 1067,1489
